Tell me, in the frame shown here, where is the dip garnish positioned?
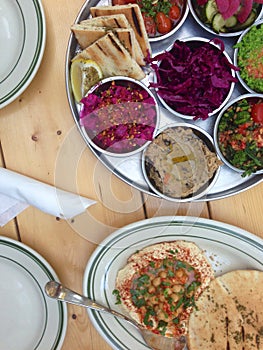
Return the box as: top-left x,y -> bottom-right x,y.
114,241 -> 214,338
80,81 -> 157,153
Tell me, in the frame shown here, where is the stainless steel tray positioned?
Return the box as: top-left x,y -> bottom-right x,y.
66,1 -> 263,201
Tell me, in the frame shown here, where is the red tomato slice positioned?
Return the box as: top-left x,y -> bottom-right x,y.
169,5 -> 181,20
251,103 -> 263,124
156,12 -> 172,34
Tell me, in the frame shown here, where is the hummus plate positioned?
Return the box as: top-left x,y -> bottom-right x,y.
83,216 -> 263,350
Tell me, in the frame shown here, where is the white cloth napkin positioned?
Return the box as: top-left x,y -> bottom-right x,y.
0,168 -> 96,227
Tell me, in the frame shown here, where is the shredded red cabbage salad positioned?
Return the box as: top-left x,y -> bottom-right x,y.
80,81 -> 157,153
148,39 -> 238,120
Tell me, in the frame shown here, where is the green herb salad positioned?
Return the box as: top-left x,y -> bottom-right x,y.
216,97 -> 263,176
234,22 -> 263,93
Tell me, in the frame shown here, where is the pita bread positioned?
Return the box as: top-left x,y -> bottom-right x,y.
90,4 -> 151,59
188,270 -> 263,350
73,32 -> 145,80
80,13 -> 130,28
71,25 -> 145,65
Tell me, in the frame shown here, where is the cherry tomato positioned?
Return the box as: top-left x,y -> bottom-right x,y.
169,5 -> 181,20
142,13 -> 156,36
251,103 -> 263,124
156,12 -> 172,34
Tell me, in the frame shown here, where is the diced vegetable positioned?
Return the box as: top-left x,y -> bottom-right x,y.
234,23 -> 263,93
217,98 -> 263,176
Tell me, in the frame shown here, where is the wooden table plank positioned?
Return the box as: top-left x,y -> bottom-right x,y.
209,182 -> 263,239
0,0 -> 262,349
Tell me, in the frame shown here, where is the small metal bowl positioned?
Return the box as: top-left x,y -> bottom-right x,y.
79,76 -> 160,157
214,94 -> 263,176
234,20 -> 263,93
154,37 -> 236,120
142,123 -> 221,202
149,1 -> 189,43
188,0 -> 263,37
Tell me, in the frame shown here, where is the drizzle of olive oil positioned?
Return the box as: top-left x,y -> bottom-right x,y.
172,153 -> 195,164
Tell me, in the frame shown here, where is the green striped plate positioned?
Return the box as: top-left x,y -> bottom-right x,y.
0,0 -> 46,108
0,236 -> 67,349
83,216 -> 263,350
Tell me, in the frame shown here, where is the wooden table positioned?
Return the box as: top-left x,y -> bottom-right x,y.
0,1 -> 262,349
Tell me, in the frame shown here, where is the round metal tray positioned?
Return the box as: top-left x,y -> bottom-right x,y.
65,0 -> 263,201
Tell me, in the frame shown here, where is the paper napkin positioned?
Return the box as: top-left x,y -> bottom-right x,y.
0,168 -> 96,227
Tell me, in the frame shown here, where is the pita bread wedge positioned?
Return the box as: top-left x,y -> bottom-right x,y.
71,24 -> 145,66
73,32 -> 145,80
80,13 -> 130,28
90,4 -> 151,59
188,270 -> 263,350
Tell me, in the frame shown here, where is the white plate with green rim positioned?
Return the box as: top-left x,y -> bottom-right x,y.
0,236 -> 67,350
83,216 -> 263,350
0,0 -> 46,109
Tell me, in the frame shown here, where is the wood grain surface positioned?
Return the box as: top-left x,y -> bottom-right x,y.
0,1 -> 262,349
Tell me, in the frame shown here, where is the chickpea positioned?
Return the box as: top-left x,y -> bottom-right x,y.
175,268 -> 184,278
159,270 -> 167,278
148,285 -> 156,294
152,276 -> 161,287
148,296 -> 159,305
156,311 -> 167,321
172,284 -> 184,293
164,287 -> 172,295
171,293 -> 179,302
159,294 -> 166,302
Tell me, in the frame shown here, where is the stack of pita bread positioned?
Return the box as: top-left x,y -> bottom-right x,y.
71,4 -> 151,80
187,269 -> 263,349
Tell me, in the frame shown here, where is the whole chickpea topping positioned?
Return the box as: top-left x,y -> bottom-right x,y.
159,270 -> 167,278
172,284 -> 184,293
152,276 -> 161,287
127,256 -> 203,337
148,285 -> 156,294
175,268 -> 184,278
171,293 -> 179,302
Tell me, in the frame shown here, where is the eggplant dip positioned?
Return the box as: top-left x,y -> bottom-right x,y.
144,126 -> 222,198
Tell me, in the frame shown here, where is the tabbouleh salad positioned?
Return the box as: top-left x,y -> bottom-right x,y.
217,98 -> 263,176
234,23 -> 263,93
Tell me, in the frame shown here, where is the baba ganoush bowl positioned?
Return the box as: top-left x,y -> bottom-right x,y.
79,76 -> 160,157
188,0 -> 263,37
142,123 -> 222,202
150,37 -> 236,121
234,20 -> 263,94
214,94 -> 263,177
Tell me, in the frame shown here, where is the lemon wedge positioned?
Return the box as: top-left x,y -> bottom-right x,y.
70,59 -> 103,102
